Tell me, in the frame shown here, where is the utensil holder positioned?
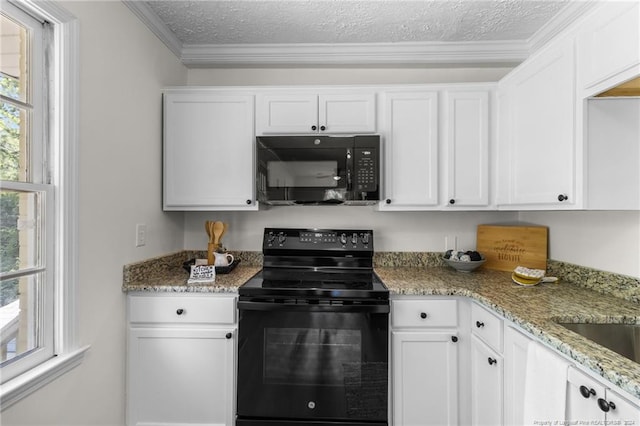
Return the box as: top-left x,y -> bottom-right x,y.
207,242 -> 219,265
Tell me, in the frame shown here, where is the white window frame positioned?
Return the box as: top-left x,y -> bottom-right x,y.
0,0 -> 87,410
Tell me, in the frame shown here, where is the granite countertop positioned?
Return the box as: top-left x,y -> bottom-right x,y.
122,250 -> 261,293
122,251 -> 640,400
376,266 -> 640,401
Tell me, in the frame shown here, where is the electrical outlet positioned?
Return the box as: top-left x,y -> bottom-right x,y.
445,235 -> 458,251
135,223 -> 147,247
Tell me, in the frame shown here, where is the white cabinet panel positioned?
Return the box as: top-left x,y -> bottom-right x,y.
391,299 -> 458,328
444,90 -> 490,208
256,94 -> 318,134
567,366 -> 640,425
578,1 -> 640,96
128,327 -> 235,426
392,331 -> 459,426
319,93 -> 376,133
127,294 -> 237,426
471,302 -> 503,352
498,39 -> 577,208
129,294 -> 236,325
471,335 -> 503,426
381,91 -> 439,209
256,92 -> 376,134
163,91 -> 256,210
503,326 -> 533,426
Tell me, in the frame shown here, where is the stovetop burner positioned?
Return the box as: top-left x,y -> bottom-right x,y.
239,227 -> 388,301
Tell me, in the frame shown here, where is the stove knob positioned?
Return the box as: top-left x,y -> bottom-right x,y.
267,232 -> 276,244
277,232 -> 287,245
340,233 -> 347,245
351,233 -> 358,245
362,233 -> 370,245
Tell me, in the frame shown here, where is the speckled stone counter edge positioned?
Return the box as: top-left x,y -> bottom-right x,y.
123,251 -> 639,303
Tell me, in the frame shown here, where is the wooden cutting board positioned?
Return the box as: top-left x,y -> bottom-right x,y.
476,224 -> 548,271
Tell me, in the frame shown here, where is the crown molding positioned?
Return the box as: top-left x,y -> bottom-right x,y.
180,40 -> 528,67
123,0 -> 182,58
527,0 -> 599,53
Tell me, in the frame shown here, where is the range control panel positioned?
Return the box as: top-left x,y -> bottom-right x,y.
263,228 -> 373,251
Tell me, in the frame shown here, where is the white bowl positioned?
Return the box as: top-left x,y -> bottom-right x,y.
443,257 -> 486,273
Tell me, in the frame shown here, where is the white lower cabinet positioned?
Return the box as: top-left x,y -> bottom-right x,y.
470,303 -> 504,426
127,294 -> 237,426
567,365 -> 640,425
503,325 -> 533,426
392,331 -> 459,426
470,335 -> 503,426
391,298 -> 462,426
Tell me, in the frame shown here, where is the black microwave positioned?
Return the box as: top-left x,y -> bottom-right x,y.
256,135 -> 380,205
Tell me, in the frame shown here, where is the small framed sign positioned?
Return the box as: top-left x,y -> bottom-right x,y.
188,264 -> 216,284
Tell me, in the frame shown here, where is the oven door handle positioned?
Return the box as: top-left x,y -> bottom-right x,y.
237,300 -> 389,314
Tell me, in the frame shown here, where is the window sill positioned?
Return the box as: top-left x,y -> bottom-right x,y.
0,345 -> 90,411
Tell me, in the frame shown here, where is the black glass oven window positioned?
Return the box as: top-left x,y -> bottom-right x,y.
267,161 -> 339,188
263,328 -> 361,385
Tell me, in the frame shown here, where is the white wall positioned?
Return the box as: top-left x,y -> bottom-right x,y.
2,2 -> 187,425
520,211 -> 640,278
184,208 -> 518,253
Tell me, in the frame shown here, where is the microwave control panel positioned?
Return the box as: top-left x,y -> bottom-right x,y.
354,148 -> 378,192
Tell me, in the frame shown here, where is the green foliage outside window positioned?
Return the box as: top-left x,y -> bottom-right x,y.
1,73 -> 21,305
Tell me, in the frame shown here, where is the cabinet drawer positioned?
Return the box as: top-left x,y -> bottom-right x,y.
129,294 -> 236,325
471,302 -> 503,351
392,299 -> 457,328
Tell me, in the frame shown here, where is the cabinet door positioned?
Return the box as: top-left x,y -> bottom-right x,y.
578,1 -> 640,96
163,93 -> 256,210
503,326 -> 533,426
568,366 -> 640,424
392,331 -> 458,426
318,93 -> 376,133
256,94 -> 318,134
471,335 -> 503,426
444,90 -> 490,208
499,39 -> 576,207
567,366 -> 606,423
381,91 -> 439,209
127,327 -> 235,426
605,387 -> 640,424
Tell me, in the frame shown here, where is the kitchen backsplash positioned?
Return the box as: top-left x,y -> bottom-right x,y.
123,251 -> 640,303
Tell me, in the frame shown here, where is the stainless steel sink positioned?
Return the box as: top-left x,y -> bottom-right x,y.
558,322 -> 640,364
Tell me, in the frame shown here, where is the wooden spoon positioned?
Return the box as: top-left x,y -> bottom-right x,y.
212,221 -> 225,248
219,222 -> 228,243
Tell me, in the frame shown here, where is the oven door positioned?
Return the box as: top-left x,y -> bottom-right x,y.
237,302 -> 389,424
256,137 -> 353,204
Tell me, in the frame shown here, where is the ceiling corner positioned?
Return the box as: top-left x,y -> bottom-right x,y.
122,0 -> 183,59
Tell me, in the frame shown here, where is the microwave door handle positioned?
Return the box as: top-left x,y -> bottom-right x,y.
346,149 -> 353,190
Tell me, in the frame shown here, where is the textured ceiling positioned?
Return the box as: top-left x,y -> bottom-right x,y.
145,0 -> 570,45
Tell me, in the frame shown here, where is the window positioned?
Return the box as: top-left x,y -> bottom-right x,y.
0,1 -> 84,409
1,0 -> 54,384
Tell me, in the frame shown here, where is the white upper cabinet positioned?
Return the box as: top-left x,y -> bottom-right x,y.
380,91 -> 439,209
497,38 -> 579,209
443,90 -> 490,208
577,1 -> 640,97
256,92 -> 376,134
163,90 -> 257,211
